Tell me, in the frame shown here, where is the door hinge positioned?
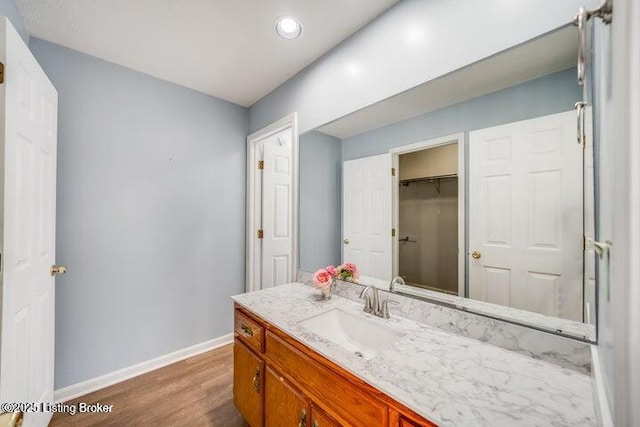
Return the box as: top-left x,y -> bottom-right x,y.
257,160 -> 264,170
391,168 -> 396,177
257,229 -> 264,239
583,236 -> 586,251
392,228 -> 396,237
0,62 -> 4,84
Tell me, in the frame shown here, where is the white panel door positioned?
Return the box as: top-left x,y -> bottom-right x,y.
261,129 -> 294,288
0,18 -> 58,427
343,154 -> 392,281
468,110 -> 583,321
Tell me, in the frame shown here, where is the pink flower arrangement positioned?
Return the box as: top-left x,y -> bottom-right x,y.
326,265 -> 337,276
312,263 -> 360,289
312,268 -> 334,290
336,263 -> 360,282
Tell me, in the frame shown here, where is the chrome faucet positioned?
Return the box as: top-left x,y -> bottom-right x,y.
359,286 -> 398,319
389,276 -> 405,292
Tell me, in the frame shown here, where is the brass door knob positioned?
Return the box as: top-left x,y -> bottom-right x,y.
0,410 -> 23,427
343,239 -> 350,244
50,265 -> 68,277
471,251 -> 481,259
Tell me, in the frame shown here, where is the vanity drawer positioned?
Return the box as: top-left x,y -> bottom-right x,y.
266,330 -> 387,427
234,309 -> 264,352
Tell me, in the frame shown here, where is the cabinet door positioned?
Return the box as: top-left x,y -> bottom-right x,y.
310,404 -> 340,427
265,367 -> 309,427
233,340 -> 264,427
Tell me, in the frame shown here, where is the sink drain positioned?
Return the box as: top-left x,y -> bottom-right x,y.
354,351 -> 364,358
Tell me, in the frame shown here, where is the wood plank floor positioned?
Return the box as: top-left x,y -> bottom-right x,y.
50,343 -> 246,427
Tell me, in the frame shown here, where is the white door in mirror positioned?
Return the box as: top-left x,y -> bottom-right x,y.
0,18 -> 58,427
343,154 -> 392,281
468,110 -> 582,321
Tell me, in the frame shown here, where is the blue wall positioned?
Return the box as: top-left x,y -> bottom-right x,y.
299,131 -> 342,271
342,67 -> 581,160
29,38 -> 248,389
0,0 -> 29,44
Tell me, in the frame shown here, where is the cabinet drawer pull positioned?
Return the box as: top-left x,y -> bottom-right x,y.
241,324 -> 254,337
252,366 -> 261,393
298,409 -> 307,427
312,420 -> 319,427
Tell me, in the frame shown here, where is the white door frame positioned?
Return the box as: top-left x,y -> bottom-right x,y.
390,133 -> 465,296
245,113 -> 298,292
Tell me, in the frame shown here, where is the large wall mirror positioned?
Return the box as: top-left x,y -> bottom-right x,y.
298,25 -> 598,342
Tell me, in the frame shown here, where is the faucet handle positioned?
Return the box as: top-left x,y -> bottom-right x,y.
362,294 -> 374,313
381,299 -> 399,319
359,286 -> 375,313
359,286 -> 369,299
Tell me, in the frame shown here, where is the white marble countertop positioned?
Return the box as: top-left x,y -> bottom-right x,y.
232,283 -> 596,427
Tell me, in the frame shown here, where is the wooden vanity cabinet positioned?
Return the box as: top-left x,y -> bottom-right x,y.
265,366 -> 310,427
265,330 -> 387,427
389,407 -> 433,427
310,404 -> 340,427
398,418 -> 423,427
233,305 -> 437,427
233,340 -> 264,427
234,308 -> 264,352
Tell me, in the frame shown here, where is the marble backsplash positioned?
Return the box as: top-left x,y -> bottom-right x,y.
297,270 -> 592,374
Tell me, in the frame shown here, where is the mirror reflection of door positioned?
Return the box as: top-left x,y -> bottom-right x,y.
342,154 -> 392,281
397,144 -> 459,295
468,110 -> 583,322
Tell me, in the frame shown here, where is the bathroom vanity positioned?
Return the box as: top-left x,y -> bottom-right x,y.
232,283 -> 596,427
232,303 -> 432,427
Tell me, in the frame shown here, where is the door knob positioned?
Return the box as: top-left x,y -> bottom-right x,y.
471,251 -> 481,259
343,239 -> 350,244
50,265 -> 68,277
0,410 -> 23,427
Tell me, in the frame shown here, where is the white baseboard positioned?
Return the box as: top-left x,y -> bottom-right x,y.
54,333 -> 234,403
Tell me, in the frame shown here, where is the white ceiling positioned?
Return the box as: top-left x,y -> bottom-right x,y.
17,0 -> 398,107
317,26 -> 578,139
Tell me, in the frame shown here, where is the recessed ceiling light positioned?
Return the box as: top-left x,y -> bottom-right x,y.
275,16 -> 302,39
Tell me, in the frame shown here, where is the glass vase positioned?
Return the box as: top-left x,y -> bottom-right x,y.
319,281 -> 333,300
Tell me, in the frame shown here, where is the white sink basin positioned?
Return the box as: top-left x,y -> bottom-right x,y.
297,309 -> 406,360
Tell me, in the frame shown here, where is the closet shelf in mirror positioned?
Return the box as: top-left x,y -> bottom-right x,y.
399,173 -> 457,186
